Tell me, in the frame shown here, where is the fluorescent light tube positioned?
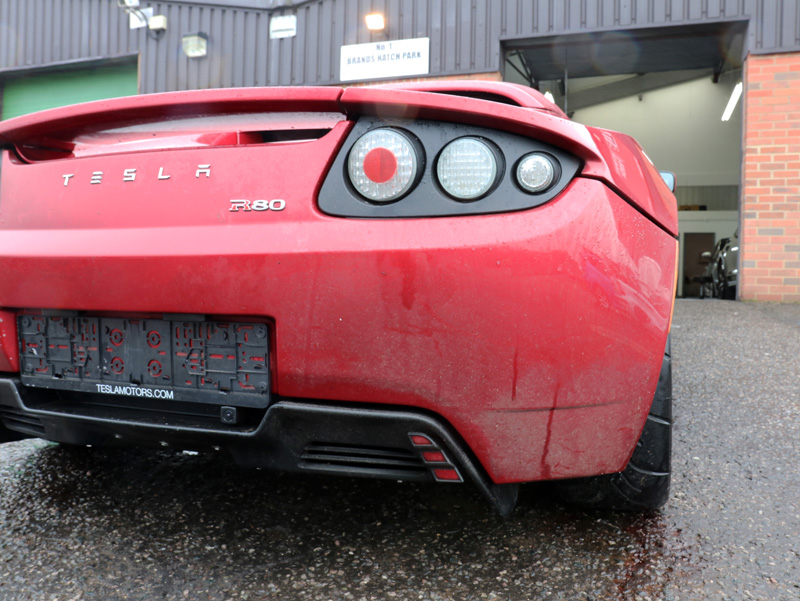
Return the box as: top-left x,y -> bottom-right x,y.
722,81 -> 742,122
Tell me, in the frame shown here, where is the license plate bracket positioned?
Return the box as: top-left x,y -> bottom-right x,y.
17,314 -> 270,408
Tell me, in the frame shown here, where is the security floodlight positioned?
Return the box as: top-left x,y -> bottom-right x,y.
182,32 -> 208,58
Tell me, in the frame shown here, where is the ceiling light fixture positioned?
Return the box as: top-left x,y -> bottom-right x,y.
721,81 -> 743,122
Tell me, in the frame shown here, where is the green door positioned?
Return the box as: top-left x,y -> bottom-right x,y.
1,63 -> 138,120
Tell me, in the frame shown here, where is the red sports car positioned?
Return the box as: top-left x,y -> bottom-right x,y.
0,82 -> 677,515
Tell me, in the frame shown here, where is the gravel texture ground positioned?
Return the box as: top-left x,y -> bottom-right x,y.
0,299 -> 798,600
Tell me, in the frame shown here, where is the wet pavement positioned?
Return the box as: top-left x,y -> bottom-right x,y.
1,299 -> 799,600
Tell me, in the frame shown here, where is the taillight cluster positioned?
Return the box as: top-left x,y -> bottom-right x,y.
319,118 -> 581,218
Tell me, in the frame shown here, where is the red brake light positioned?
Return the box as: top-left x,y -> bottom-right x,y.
363,147 -> 398,183
347,128 -> 420,202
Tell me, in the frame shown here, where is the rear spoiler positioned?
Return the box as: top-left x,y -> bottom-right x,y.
0,87 -> 344,147
375,80 -> 568,117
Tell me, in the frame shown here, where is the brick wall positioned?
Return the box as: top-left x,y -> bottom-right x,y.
741,52 -> 800,302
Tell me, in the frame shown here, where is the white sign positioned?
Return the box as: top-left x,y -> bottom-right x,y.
340,37 -> 430,82
270,15 -> 297,39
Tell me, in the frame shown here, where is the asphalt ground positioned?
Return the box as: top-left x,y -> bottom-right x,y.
0,299 -> 799,600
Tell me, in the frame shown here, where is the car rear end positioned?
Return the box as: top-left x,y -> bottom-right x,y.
0,83 -> 677,514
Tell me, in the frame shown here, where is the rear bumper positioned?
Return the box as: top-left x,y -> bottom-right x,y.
0,177 -> 677,484
0,376 -> 519,514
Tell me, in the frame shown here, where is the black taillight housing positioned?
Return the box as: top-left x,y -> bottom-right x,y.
318,117 -> 581,218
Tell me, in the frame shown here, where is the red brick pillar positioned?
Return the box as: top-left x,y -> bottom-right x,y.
741,52 -> 800,301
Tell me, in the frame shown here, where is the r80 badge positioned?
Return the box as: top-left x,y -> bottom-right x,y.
229,199 -> 286,212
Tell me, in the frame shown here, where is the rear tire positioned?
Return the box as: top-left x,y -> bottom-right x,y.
722,283 -> 736,300
556,337 -> 672,510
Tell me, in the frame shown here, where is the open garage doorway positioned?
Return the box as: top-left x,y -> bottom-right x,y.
503,22 -> 746,297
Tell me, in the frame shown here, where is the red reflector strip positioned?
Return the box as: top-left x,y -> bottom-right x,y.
422,451 -> 446,463
410,434 -> 433,446
433,468 -> 462,482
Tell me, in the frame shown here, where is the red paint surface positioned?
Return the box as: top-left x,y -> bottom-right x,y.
0,84 -> 678,484
0,311 -> 19,372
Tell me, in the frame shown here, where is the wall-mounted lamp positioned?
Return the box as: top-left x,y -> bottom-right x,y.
117,0 -> 167,36
721,81 -> 743,122
365,13 -> 385,31
148,15 -> 167,32
182,32 -> 209,58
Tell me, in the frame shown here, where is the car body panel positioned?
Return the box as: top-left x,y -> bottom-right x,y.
0,83 -> 677,490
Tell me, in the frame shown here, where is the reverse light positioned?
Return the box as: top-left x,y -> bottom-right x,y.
437,137 -> 499,200
347,128 -> 419,202
516,152 -> 556,193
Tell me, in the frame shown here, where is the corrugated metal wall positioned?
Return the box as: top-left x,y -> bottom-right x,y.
0,0 -> 798,93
